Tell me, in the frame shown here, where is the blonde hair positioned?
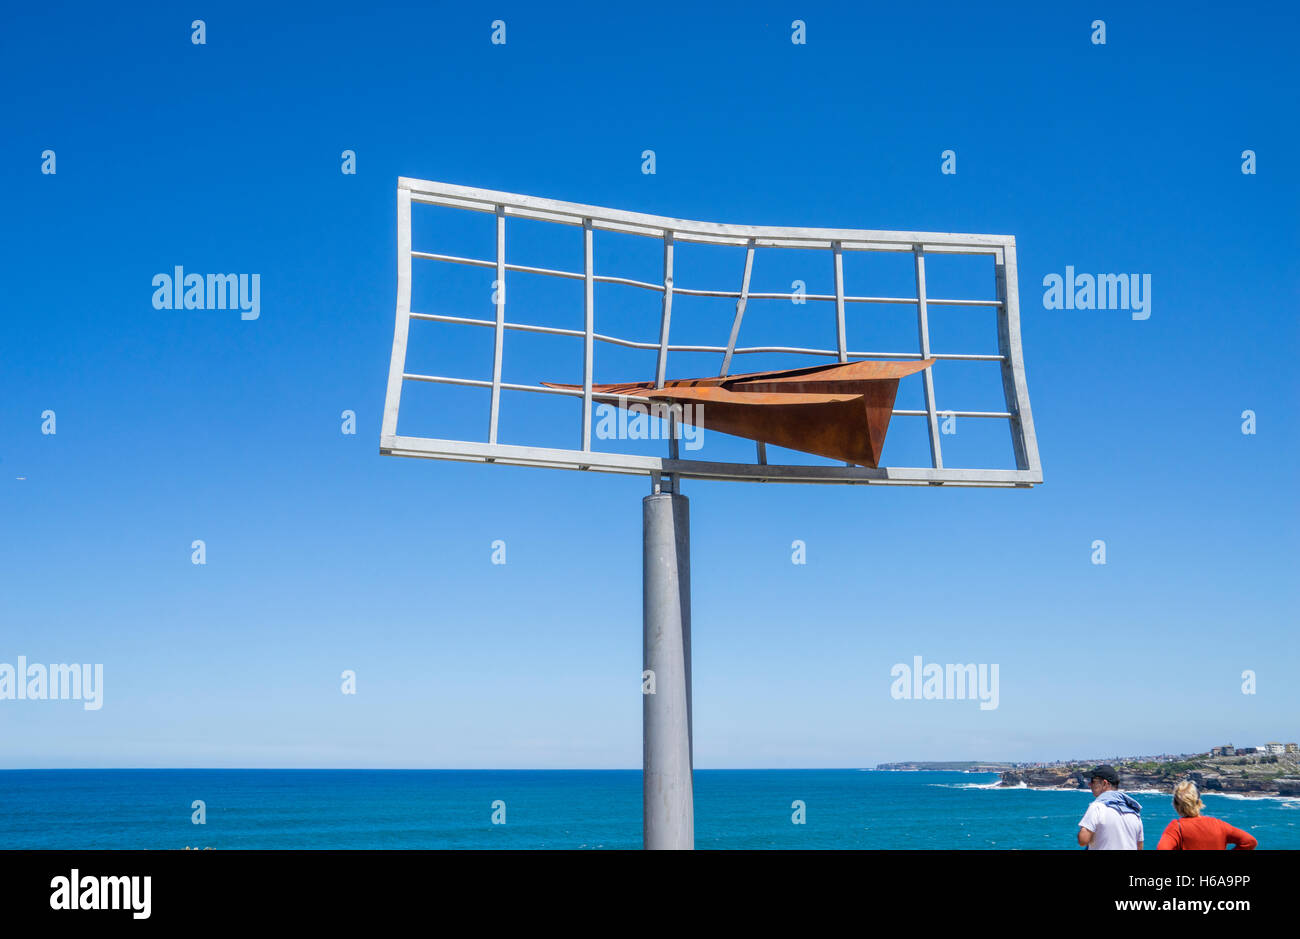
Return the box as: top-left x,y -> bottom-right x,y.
1173,781 -> 1203,818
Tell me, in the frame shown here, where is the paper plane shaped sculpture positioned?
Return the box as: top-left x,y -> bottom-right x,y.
544,358 -> 935,468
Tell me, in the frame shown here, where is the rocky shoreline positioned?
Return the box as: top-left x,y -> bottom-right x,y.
999,756 -> 1300,798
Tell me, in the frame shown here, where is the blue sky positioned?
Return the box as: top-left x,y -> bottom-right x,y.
1,2 -> 1297,768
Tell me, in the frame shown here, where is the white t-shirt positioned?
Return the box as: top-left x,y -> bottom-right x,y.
1079,797 -> 1144,849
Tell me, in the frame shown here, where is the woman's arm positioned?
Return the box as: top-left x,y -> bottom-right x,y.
1224,822 -> 1257,850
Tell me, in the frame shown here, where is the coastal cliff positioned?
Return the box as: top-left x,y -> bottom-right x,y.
999,753 -> 1300,797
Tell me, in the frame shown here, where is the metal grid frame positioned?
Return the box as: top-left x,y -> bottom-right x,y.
381,177 -> 1042,487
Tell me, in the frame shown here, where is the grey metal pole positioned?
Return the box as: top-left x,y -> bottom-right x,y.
642,483 -> 694,850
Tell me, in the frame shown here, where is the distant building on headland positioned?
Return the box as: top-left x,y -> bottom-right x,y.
887,740 -> 1297,773
1209,741 -> 1298,758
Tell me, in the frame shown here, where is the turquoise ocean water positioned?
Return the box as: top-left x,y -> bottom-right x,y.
1,770 -> 1295,850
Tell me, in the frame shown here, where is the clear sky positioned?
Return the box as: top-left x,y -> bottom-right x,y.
2,2 -> 1297,768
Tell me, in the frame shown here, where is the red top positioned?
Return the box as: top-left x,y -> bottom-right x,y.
1156,815 -> 1257,850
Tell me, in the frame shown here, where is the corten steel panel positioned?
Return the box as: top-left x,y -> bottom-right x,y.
544,359 -> 935,468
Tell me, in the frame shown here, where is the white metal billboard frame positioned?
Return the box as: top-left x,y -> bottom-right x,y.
381,177 -> 1041,487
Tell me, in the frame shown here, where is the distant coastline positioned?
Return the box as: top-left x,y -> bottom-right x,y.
875,761 -> 1012,773
880,749 -> 1300,798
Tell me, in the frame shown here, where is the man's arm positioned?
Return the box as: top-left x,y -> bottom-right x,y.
1077,804 -> 1098,847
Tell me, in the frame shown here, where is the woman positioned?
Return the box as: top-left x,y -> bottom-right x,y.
1156,781 -> 1257,850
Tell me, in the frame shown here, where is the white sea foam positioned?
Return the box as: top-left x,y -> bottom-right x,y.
1212,792 -> 1300,804
1003,785 -> 1082,792
939,780 -> 1300,801
989,786 -> 1300,810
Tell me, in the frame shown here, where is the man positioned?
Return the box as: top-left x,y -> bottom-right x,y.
1077,764 -> 1144,850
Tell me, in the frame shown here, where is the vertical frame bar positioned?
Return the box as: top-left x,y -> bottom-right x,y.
719,239 -> 755,377
381,186 -> 413,440
582,218 -> 595,451
995,243 -> 1040,476
832,240 -> 848,362
655,231 -> 674,388
914,246 -> 943,469
488,206 -> 507,444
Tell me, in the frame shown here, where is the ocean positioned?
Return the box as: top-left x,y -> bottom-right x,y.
1,769 -> 1295,850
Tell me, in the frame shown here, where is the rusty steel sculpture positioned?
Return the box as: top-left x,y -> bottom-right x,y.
544,358 -> 935,468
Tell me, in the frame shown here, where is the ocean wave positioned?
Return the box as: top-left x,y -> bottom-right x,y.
928,781 -> 1004,789
986,786 -> 1300,806
992,784 -> 1081,792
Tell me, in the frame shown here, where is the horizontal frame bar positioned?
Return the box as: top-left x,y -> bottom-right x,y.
401,371 -> 1010,418
412,249 -> 999,305
382,434 -> 1040,487
401,177 -> 1014,251
408,313 -> 1005,361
